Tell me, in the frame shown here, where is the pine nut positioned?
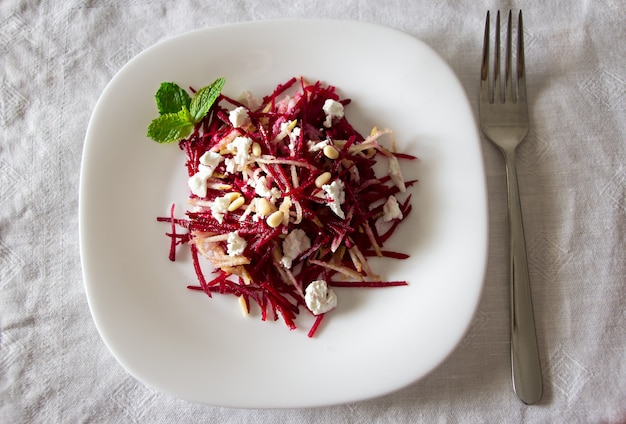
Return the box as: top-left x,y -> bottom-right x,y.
323,145 -> 339,160
256,197 -> 273,216
227,196 -> 245,211
223,192 -> 241,203
209,183 -> 232,190
315,171 -> 332,188
266,210 -> 284,228
252,142 -> 262,157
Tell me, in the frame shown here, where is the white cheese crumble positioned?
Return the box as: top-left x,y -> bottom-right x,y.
198,150 -> 223,174
226,232 -> 247,256
188,151 -> 225,197
305,280 -> 338,315
188,172 -> 210,197
253,175 -> 281,201
210,195 -> 232,224
322,99 -> 344,128
281,228 -> 311,269
225,136 -> 253,173
200,150 -> 223,168
322,179 -> 346,219
383,195 -> 403,222
228,106 -> 250,128
254,175 -> 272,197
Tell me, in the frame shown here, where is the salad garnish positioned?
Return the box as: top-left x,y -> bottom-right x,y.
151,76 -> 417,337
148,78 -> 225,144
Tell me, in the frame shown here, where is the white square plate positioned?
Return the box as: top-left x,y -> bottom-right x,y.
80,19 -> 487,408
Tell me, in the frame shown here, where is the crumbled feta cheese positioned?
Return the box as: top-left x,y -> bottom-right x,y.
198,150 -> 223,175
280,229 -> 311,269
322,99 -> 344,128
229,106 -> 250,128
199,150 -> 223,168
188,171 -> 211,198
211,195 -> 232,224
225,136 -> 253,173
388,155 -> 406,192
224,158 -> 235,174
305,280 -> 338,315
322,179 -> 346,219
253,175 -> 281,201
383,195 -> 403,222
254,175 -> 272,197
227,232 -> 247,256
188,151 -> 225,197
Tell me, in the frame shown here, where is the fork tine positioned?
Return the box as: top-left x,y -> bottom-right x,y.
505,11 -> 513,102
517,10 -> 527,103
494,11 -> 501,103
480,11 -> 490,103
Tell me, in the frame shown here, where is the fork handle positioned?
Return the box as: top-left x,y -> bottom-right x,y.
504,151 -> 543,405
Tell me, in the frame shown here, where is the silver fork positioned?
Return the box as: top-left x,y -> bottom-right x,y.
479,10 -> 542,405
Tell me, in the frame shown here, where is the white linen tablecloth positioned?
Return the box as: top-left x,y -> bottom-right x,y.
1,0 -> 624,422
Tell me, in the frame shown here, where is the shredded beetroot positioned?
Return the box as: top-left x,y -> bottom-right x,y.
157,77 -> 417,337
307,314 -> 325,338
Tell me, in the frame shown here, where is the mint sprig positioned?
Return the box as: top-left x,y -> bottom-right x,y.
147,77 -> 225,144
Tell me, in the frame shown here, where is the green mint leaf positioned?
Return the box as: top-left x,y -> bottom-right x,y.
147,109 -> 194,143
189,77 -> 226,123
155,82 -> 192,115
